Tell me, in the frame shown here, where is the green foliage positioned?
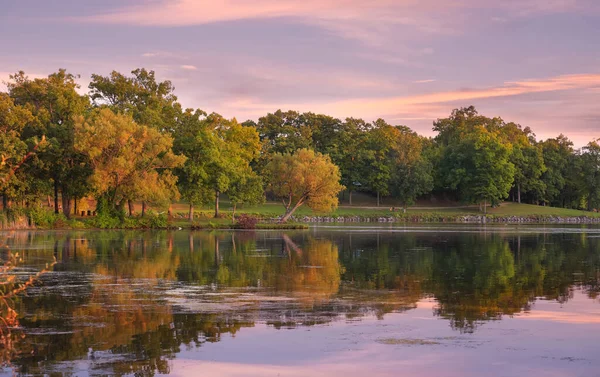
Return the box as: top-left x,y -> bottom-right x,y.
27,207 -> 65,228
2,66 -> 600,224
581,141 -> 600,211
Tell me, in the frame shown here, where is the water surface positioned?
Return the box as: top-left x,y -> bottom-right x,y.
1,225 -> 600,376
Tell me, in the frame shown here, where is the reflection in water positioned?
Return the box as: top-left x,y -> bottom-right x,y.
1,227 -> 600,375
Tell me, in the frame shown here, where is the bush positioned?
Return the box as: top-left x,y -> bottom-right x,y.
235,214 -> 258,229
91,212 -> 122,229
139,211 -> 168,228
27,207 -> 65,228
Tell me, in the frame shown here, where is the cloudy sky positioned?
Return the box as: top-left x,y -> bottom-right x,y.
1,0 -> 599,145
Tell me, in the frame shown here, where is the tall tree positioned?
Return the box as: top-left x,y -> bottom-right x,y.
540,135 -> 574,207
499,122 -> 545,204
204,114 -> 261,218
439,125 -> 515,211
0,93 -> 36,209
265,149 -> 344,222
74,109 -> 186,216
388,127 -> 433,211
172,108 -> 212,221
88,68 -> 182,214
362,120 -> 396,206
255,110 -> 313,155
581,140 -> 600,211
7,70 -> 92,218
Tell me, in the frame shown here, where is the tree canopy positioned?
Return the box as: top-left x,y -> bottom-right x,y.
266,149 -> 344,222
2,68 -> 600,223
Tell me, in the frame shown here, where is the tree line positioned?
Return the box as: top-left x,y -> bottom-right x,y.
1,68 -> 599,222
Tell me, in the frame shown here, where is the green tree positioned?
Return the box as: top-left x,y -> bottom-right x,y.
265,148 -> 344,222
228,172 -> 264,223
0,93 -> 35,209
539,135 -> 575,207
388,126 -> 433,211
581,140 -> 600,211
499,123 -> 545,204
255,110 -> 313,155
88,68 -> 180,131
362,120 -> 395,206
203,114 -> 261,218
440,126 -> 515,211
7,70 -> 92,218
172,108 -> 213,220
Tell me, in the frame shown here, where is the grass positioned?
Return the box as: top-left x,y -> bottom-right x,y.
10,193 -> 600,231
147,198 -> 600,222
486,202 -> 600,217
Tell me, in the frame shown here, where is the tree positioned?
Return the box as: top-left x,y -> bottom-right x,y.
174,112 -> 261,219
499,122 -> 545,204
74,109 -> 186,216
581,141 -> 600,211
0,93 -> 35,209
321,117 -> 370,205
228,172 -> 264,223
391,159 -> 433,211
204,114 -> 261,218
172,108 -> 213,221
265,149 -> 344,222
439,126 -> 515,211
388,126 -> 433,211
255,110 -> 313,155
89,68 -> 182,214
7,70 -> 92,218
540,135 -> 574,207
362,120 -> 395,206
88,68 -> 180,131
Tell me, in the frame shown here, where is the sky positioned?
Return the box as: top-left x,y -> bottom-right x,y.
1,0 -> 599,146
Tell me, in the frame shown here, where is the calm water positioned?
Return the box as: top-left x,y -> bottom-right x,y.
1,225 -> 600,376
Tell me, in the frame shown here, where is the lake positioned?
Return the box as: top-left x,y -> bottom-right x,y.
1,225 -> 599,376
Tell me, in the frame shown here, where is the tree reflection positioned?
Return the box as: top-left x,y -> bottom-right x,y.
2,228 -> 600,374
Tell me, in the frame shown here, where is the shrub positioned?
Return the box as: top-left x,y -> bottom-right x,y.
235,214 -> 258,229
91,212 -> 122,229
27,207 -> 65,228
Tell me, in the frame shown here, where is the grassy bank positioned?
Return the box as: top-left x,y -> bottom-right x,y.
3,201 -> 600,231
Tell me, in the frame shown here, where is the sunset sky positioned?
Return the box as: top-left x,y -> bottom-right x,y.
2,0 -> 599,145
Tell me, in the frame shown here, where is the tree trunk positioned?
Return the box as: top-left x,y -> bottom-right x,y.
189,203 -> 194,221
232,204 -> 236,224
349,190 -> 353,206
484,198 -> 487,215
517,184 -> 521,204
128,200 -> 134,217
377,191 -> 380,207
54,180 -> 59,214
62,190 -> 72,219
74,198 -> 77,216
214,191 -> 220,218
141,201 -> 146,217
280,200 -> 304,223
47,195 -> 52,208
2,195 -> 7,212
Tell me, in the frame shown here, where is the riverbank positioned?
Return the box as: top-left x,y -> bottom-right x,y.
2,202 -> 599,230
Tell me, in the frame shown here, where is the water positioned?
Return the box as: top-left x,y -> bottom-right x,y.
1,225 -> 600,376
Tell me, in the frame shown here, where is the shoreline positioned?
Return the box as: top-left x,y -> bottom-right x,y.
3,213 -> 600,231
